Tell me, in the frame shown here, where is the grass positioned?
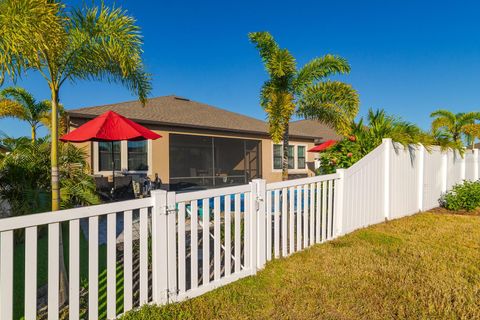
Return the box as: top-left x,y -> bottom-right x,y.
121,212 -> 480,320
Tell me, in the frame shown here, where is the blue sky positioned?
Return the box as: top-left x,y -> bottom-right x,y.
2,0 -> 480,137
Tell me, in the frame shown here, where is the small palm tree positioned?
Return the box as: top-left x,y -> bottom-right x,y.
430,110 -> 480,147
249,32 -> 359,180
0,87 -> 50,141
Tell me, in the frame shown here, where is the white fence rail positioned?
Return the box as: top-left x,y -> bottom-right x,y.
0,138 -> 477,319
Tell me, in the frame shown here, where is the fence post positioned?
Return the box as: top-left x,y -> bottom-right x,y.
248,181 -> 258,274
166,191 -> 178,301
441,152 -> 448,193
151,190 -> 169,304
417,144 -> 425,212
460,150 -> 466,181
334,169 -> 345,237
474,149 -> 479,181
383,138 -> 391,220
253,179 -> 266,270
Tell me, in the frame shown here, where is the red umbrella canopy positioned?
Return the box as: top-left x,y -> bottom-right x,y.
60,110 -> 161,142
308,139 -> 337,152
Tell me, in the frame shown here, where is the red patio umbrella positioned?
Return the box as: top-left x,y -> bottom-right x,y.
308,139 -> 337,152
61,110 -> 162,197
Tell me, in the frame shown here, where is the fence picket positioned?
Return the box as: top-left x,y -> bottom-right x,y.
322,181 -> 327,242
266,191 -> 272,261
107,213 -> 117,319
296,185 -> 302,251
190,201 -> 199,289
88,216 -> 99,320
202,199 -> 210,284
327,180 -> 334,239
139,208 -> 148,304
244,192 -> 251,269
310,183 -> 315,246
234,194 -> 241,273
123,210 -> 133,312
167,192 -> 177,298
225,195 -> 232,276
68,220 -> 80,320
289,187 -> 295,254
25,226 -> 37,320
274,189 -> 280,258
178,203 -> 186,293
303,184 -> 309,248
281,188 -> 288,256
0,230 -> 13,320
214,197 -> 221,281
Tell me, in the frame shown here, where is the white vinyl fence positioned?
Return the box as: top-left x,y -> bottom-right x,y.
0,138 -> 477,319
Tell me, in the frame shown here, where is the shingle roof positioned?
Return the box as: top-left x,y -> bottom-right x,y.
289,119 -> 342,141
68,95 -> 336,140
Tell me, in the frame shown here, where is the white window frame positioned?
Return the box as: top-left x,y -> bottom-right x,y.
93,140 -> 152,176
271,142 -> 308,172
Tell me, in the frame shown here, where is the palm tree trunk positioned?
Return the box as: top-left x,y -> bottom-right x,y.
282,124 -> 289,181
31,126 -> 36,141
50,86 -> 69,306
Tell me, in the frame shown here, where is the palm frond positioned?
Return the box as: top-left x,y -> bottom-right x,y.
248,32 -> 280,64
266,49 -> 296,78
294,55 -> 351,92
0,98 -> 28,120
0,0 -> 65,83
60,3 -> 151,103
297,81 -> 359,136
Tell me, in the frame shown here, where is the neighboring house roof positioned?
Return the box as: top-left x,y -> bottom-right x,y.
289,119 -> 342,141
68,95 -> 337,141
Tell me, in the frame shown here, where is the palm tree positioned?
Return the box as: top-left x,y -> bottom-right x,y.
0,0 -> 151,304
430,110 -> 480,148
0,87 -> 50,141
0,0 -> 151,212
249,32 -> 359,180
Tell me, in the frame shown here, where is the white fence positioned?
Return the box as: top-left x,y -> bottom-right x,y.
0,138 -> 477,319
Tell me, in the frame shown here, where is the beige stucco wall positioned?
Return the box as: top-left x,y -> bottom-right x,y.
70,119 -> 317,185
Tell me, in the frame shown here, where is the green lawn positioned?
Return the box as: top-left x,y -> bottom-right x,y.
121,212 -> 480,320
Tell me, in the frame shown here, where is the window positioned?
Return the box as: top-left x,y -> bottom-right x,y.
273,144 -> 307,170
274,144 -> 295,169
297,146 -> 306,169
128,141 -> 148,171
273,145 -> 282,169
288,145 -> 294,169
99,141 -> 121,171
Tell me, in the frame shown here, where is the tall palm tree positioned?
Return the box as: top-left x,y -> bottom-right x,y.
0,0 -> 151,304
249,32 -> 359,180
430,110 -> 480,146
0,87 -> 50,141
0,0 -> 151,212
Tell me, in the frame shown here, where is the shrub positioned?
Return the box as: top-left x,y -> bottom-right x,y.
440,180 -> 480,211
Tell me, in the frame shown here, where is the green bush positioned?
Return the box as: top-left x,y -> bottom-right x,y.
440,180 -> 480,211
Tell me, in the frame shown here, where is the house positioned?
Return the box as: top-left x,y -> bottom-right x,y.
67,95 -> 339,191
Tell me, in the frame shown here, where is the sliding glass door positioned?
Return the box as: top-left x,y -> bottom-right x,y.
169,134 -> 261,191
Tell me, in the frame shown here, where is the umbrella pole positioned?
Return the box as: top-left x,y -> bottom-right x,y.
111,141 -> 115,199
